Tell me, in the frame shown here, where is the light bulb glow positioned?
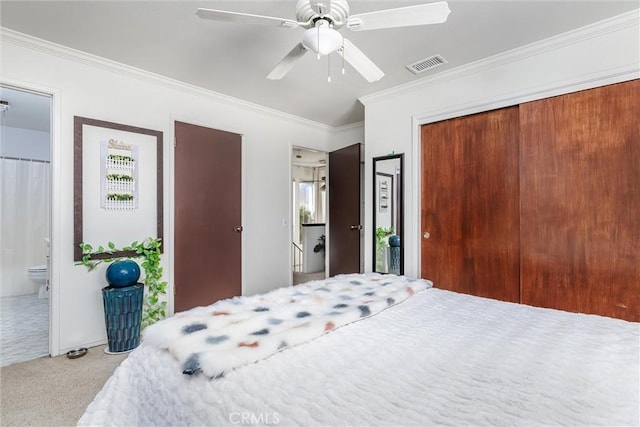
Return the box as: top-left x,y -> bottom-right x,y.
302,24 -> 343,56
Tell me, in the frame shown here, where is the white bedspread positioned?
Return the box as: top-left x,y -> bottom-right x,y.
79,282 -> 640,427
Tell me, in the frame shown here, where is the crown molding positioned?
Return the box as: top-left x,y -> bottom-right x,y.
360,9 -> 639,106
412,64 -> 638,128
332,120 -> 364,134
0,27 -> 334,132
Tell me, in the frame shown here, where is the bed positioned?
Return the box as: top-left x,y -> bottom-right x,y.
79,273 -> 639,426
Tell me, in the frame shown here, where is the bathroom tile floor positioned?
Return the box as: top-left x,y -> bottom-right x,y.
0,293 -> 49,367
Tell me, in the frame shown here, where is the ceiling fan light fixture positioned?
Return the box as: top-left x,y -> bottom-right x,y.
302,25 -> 343,56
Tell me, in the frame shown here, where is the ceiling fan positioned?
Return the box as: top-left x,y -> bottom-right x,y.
196,0 -> 451,82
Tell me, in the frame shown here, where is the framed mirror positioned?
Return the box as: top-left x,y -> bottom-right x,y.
372,153 -> 404,275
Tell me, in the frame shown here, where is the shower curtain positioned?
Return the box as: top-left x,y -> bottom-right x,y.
0,157 -> 50,297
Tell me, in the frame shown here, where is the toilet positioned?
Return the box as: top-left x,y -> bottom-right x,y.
28,265 -> 48,298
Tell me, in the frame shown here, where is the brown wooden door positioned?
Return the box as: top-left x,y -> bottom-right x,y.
520,80 -> 640,321
174,121 -> 241,312
421,107 -> 520,302
328,143 -> 362,275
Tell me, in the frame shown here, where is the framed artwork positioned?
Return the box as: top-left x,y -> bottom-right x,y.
74,116 -> 163,261
376,172 -> 394,226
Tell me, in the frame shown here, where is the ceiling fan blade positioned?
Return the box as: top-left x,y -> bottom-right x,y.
346,1 -> 451,31
267,43 -> 309,80
196,8 -> 301,29
337,39 -> 384,83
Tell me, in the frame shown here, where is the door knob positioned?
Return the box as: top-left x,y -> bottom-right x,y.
423,232 -> 430,239
233,226 -> 243,233
350,224 -> 362,230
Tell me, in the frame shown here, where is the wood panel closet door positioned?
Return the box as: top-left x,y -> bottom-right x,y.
519,80 -> 640,321
421,107 -> 520,302
174,122 -> 242,313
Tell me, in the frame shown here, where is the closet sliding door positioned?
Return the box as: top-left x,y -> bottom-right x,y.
519,80 -> 640,321
421,107 -> 520,302
421,80 -> 639,321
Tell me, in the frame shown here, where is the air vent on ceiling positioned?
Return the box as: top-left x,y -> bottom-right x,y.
406,54 -> 447,75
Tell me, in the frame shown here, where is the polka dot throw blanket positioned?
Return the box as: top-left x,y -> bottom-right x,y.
143,273 -> 431,378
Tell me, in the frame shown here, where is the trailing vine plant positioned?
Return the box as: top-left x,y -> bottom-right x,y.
375,226 -> 395,247
375,226 -> 395,272
77,237 -> 167,329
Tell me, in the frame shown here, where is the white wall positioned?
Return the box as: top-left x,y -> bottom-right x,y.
292,165 -> 315,182
0,126 -> 50,161
330,121 -> 364,152
1,29 -> 335,354
360,11 -> 639,278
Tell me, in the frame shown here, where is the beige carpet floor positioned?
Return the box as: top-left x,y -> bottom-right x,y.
292,271 -> 326,285
0,345 -> 127,426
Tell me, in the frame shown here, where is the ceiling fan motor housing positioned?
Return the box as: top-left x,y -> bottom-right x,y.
296,0 -> 350,29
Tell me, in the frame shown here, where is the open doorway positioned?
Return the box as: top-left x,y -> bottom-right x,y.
0,86 -> 52,366
292,147 -> 327,285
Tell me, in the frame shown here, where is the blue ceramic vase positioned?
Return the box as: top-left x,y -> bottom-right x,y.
388,235 -> 401,247
105,259 -> 141,288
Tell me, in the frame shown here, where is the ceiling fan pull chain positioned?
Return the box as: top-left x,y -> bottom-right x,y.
317,24 -> 321,59
327,54 -> 331,82
341,35 -> 346,75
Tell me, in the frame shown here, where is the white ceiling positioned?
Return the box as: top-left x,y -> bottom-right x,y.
293,146 -> 327,167
1,1 -> 638,129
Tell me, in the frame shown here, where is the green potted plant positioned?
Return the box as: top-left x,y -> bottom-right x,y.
375,226 -> 395,272
313,234 -> 325,254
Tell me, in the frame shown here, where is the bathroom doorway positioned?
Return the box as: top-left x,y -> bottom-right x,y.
291,147 -> 327,285
0,86 -> 52,367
